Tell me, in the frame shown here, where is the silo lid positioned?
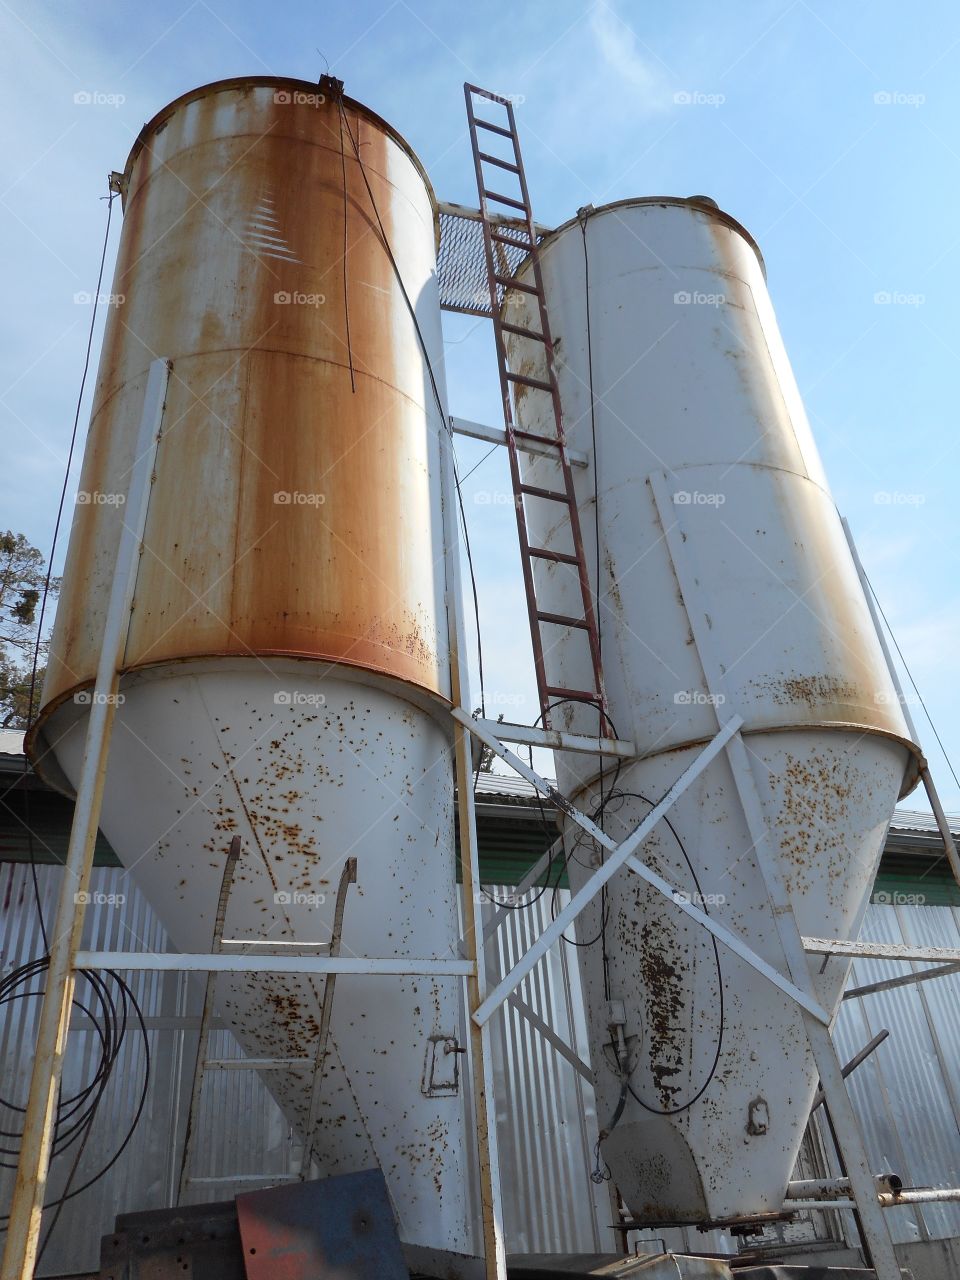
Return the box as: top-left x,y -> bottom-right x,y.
121,76 -> 438,224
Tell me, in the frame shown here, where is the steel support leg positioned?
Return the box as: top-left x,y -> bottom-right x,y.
650,470 -> 902,1280
2,359 -> 170,1280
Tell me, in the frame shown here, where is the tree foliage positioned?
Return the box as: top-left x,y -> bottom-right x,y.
0,531 -> 59,729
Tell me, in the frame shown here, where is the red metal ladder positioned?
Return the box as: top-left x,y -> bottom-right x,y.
463,83 -> 608,735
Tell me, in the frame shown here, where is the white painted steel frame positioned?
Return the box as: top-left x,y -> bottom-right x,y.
1,359 -> 172,1280
74,953 -> 477,975
454,710 -> 832,1026
648,469 -> 903,1280
439,414 -> 508,1279
843,518 -> 960,889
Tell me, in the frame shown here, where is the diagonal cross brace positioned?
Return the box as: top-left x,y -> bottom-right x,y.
453,709 -> 829,1027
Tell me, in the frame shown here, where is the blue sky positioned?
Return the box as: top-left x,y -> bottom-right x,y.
2,0 -> 958,807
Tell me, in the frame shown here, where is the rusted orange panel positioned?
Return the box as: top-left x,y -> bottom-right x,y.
40,79 -> 447,713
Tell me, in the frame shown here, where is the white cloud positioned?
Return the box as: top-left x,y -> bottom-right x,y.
589,2 -> 672,114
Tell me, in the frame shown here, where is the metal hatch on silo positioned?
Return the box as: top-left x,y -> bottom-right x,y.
26,77 -> 470,1251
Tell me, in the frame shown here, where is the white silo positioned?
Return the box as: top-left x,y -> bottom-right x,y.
502,197 -> 920,1225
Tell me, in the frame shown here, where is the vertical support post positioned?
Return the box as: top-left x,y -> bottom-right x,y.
649,472 -> 903,1280
2,358 -> 170,1280
438,414 -> 507,1279
842,517 -> 960,887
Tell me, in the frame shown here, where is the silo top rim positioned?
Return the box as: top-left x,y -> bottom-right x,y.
545,197 -> 766,278
122,75 -> 438,210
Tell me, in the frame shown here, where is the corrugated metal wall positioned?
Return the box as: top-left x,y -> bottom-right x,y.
2,865 -> 959,1273
0,867 -> 610,1273
828,901 -> 960,1247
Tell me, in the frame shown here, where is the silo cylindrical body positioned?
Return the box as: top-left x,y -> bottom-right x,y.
503,198 -> 921,1226
28,79 -> 469,1249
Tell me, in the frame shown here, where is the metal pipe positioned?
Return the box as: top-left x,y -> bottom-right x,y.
1,358 -> 171,1280
787,1174 -> 902,1199
440,412 -> 508,1279
783,1188 -> 960,1212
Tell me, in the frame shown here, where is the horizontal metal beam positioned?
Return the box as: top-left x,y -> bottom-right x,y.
437,200 -> 550,236
219,938 -> 333,952
805,937 -> 960,964
75,952 -> 476,976
450,416 -> 588,467
473,718 -> 634,759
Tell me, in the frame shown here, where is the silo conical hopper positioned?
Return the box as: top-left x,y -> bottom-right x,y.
27,78 -> 470,1250
502,198 -> 921,1226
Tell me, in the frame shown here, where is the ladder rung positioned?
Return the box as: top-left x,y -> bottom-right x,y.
491,231 -> 533,250
507,371 -> 553,392
520,483 -> 569,502
494,274 -> 539,295
529,546 -> 580,565
484,189 -> 527,212
501,321 -> 546,341
474,117 -> 513,139
513,429 -> 562,447
544,686 -> 603,702
479,151 -> 520,173
537,611 -> 590,630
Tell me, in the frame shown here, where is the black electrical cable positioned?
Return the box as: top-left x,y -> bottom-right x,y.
19,184 -> 119,948
336,95 -> 487,719
337,105 -> 356,394
596,791 -> 725,1117
0,960 -> 151,1230
1,183 -> 152,1248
